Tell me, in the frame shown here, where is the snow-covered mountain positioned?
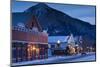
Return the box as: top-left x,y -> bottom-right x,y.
12,3 -> 96,46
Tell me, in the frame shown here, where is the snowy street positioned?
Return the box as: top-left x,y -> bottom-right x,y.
12,52 -> 96,66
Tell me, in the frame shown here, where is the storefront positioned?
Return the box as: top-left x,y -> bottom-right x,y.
12,15 -> 48,63
12,28 -> 48,63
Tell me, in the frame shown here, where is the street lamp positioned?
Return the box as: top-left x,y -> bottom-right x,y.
57,40 -> 61,44
57,40 -> 61,48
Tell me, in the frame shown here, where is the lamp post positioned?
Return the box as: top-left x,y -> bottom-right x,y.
57,40 -> 60,44
57,40 -> 61,48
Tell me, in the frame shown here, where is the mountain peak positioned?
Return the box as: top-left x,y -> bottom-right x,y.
24,3 -> 51,15
35,3 -> 48,7
32,3 -> 50,9
25,3 -> 50,13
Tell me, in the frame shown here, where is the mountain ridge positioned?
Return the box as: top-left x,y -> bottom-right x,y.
12,3 -> 96,42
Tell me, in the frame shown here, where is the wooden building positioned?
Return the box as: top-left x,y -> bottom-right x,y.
12,14 -> 48,63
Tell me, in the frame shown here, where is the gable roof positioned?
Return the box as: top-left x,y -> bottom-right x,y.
12,12 -> 42,31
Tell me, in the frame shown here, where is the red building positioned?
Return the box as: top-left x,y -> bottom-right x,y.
12,15 -> 48,63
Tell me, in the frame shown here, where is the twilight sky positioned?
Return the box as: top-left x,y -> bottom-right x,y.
12,0 -> 96,25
